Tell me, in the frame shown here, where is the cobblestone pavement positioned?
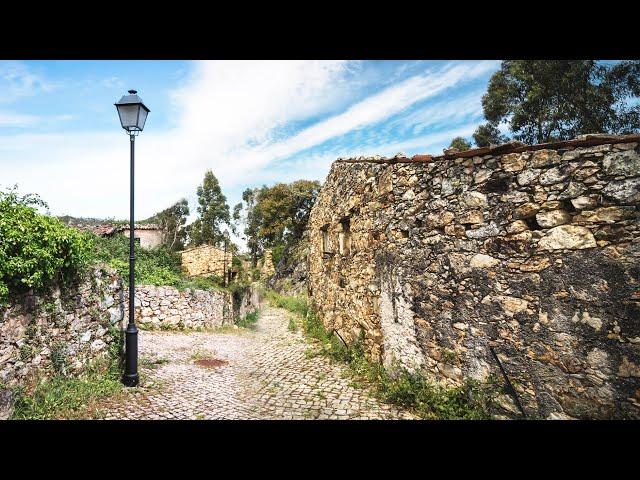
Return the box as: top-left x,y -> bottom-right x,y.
97,305 -> 416,420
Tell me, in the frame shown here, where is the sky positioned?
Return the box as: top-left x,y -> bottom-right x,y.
0,60 -> 502,246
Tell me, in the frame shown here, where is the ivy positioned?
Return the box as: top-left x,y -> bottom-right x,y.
0,188 -> 93,306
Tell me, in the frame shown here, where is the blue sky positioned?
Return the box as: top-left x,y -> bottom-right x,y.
1,60 -> 501,243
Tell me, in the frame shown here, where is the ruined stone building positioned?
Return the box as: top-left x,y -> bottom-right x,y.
121,224 -> 164,249
307,134 -> 640,419
87,223 -> 165,249
180,244 -> 232,280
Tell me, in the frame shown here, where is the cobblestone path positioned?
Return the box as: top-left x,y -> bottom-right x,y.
97,305 -> 415,420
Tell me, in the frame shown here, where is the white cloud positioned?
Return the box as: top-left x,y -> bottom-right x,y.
0,111 -> 40,127
0,111 -> 75,128
0,62 -> 58,104
1,60 -> 498,236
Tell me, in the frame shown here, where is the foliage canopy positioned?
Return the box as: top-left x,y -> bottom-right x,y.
475,60 -> 640,145
0,187 -> 93,305
236,180 -> 321,266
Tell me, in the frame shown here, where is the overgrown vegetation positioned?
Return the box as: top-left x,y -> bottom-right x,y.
265,290 -> 499,420
11,358 -> 124,419
11,326 -> 125,420
0,187 -> 94,306
287,316 -> 298,332
236,309 -> 259,329
92,234 -> 221,291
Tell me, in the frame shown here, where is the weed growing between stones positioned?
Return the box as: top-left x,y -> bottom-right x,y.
287,316 -> 298,332
10,323 -> 126,419
140,357 -> 170,370
236,309 -> 260,329
10,354 -> 124,420
266,289 -> 500,420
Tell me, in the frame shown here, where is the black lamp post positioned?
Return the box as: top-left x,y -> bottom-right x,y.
115,89 -> 150,387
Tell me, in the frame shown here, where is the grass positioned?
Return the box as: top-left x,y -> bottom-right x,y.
287,316 -> 298,332
189,349 -> 211,361
236,309 -> 260,329
140,357 -> 170,370
10,323 -> 126,420
265,289 -> 499,420
10,355 -> 124,420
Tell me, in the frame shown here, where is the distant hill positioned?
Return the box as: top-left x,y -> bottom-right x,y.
57,215 -> 127,227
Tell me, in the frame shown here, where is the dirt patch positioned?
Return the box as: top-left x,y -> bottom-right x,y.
194,358 -> 228,369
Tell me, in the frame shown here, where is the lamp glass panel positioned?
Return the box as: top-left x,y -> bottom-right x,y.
137,108 -> 148,131
117,104 -> 140,130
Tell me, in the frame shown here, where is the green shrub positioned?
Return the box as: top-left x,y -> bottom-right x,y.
237,309 -> 259,328
287,316 -> 298,332
271,244 -> 285,267
92,234 -> 222,291
0,188 -> 93,306
265,290 -> 309,317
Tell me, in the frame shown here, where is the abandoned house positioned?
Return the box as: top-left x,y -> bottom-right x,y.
121,224 -> 164,249
84,223 -> 165,249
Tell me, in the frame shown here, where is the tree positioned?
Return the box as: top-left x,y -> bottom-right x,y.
235,180 -> 321,267
448,137 -> 472,151
479,60 -> 640,145
188,170 -> 230,247
473,123 -> 507,147
149,198 -> 190,250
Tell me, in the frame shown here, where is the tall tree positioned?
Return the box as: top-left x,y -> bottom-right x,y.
472,123 -> 507,147
236,180 -> 321,267
448,137 -> 472,151
476,60 -> 640,145
149,198 -> 190,250
189,170 -> 230,247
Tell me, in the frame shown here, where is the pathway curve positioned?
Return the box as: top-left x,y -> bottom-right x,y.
97,305 -> 415,420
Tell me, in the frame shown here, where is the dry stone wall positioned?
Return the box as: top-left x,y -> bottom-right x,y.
307,134 -> 640,419
180,244 -> 231,278
125,283 -> 261,330
0,266 -> 124,388
125,286 -> 233,330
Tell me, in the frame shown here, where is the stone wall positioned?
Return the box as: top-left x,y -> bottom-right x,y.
125,283 -> 261,330
0,266 -> 124,388
237,283 -> 262,320
307,134 -> 640,419
260,249 -> 275,279
180,244 -> 232,278
268,235 -> 309,296
125,285 -> 232,330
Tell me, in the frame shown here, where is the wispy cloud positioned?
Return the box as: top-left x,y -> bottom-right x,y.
1,60 -> 499,234
0,61 -> 58,104
0,111 -> 74,128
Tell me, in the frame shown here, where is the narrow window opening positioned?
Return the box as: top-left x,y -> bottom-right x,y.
321,225 -> 331,254
339,217 -> 351,255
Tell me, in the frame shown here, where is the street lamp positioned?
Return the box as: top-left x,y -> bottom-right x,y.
115,89 -> 150,387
